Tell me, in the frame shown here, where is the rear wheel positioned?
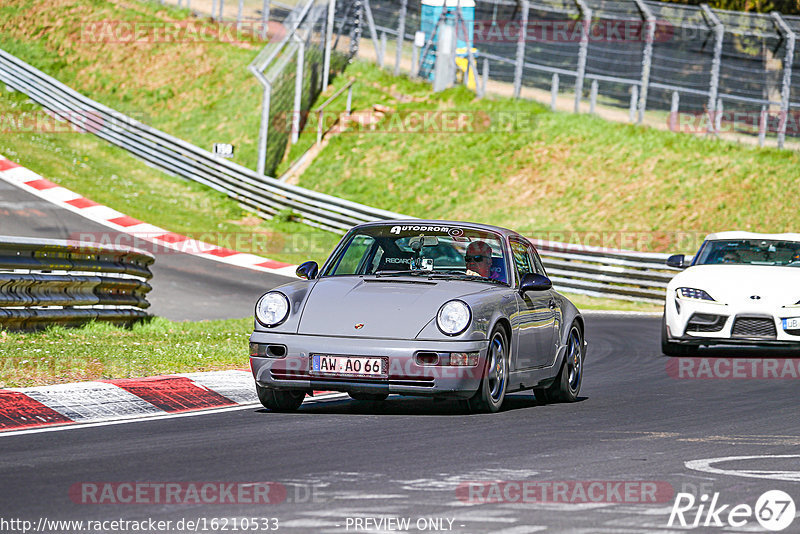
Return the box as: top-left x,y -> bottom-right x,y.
545,324 -> 584,403
348,392 -> 389,401
661,314 -> 698,356
256,384 -> 305,412
468,326 -> 509,413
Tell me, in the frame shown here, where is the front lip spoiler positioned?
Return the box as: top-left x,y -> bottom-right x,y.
669,336 -> 800,347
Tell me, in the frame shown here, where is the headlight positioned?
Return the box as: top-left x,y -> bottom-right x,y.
677,288 -> 715,301
255,292 -> 290,327
437,300 -> 471,336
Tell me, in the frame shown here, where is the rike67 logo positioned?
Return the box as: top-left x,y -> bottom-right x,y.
668,490 -> 796,531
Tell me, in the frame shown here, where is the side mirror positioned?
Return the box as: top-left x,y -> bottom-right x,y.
666,254 -> 686,269
296,261 -> 319,280
520,272 -> 552,292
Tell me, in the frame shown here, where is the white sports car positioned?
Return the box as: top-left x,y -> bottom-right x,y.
662,231 -> 800,355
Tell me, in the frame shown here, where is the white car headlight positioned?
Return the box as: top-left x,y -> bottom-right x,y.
677,287 -> 715,301
255,292 -> 290,327
437,300 -> 471,336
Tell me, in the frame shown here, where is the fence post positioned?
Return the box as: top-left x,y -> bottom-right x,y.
573,0 -> 592,113
551,73 -> 559,111
589,79 -> 598,114
219,0 -> 225,20
513,0 -> 529,98
771,12 -> 795,149
379,32 -> 387,67
212,0 -> 218,20
669,91 -> 679,131
292,38 -> 305,144
701,4 -> 723,136
395,0 -> 408,75
411,42 -> 419,76
237,0 -> 244,31
629,85 -> 638,122
715,97 -> 723,133
759,104 -> 767,146
261,0 -> 270,40
482,58 -> 489,98
256,86 -> 272,176
322,0 -> 337,89
633,0 -> 655,124
362,0 -> 382,65
347,84 -> 353,114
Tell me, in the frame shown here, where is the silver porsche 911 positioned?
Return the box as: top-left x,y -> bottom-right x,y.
249,220 -> 586,413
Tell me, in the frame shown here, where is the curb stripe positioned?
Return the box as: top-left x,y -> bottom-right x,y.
0,159 -> 20,171
107,376 -> 237,412
0,390 -> 74,430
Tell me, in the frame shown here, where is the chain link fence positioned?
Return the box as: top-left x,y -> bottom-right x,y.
362,0 -> 800,149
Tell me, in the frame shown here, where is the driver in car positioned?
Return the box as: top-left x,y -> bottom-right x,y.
465,241 -> 493,278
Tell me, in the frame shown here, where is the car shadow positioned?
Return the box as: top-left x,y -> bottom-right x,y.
254,393 -> 588,416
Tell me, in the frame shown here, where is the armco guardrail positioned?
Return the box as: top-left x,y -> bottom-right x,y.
0,49 -> 406,234
533,241 -> 685,304
0,236 -> 154,331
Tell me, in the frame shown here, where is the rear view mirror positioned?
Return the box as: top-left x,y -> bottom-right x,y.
666,254 -> 686,269
296,261 -> 319,280
409,235 -> 439,251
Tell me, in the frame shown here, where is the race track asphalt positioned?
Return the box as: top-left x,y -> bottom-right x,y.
2,315 -> 799,533
0,181 -> 293,320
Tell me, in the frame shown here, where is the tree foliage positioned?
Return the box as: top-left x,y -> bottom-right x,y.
659,0 -> 800,15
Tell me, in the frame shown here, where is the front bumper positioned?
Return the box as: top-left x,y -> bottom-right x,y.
249,332 -> 489,399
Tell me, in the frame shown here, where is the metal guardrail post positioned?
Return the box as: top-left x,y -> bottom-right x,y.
362,0 -> 381,66
633,0 -> 655,124
669,91 -> 679,131
322,0 -> 337,89
211,0 -> 218,20
481,58 -> 489,97
237,0 -> 244,31
771,12 -> 795,149
411,42 -> 419,76
292,35 -> 305,145
551,73 -> 559,111
573,0 -> 592,113
513,0 -> 529,98
395,0 -> 408,76
219,0 -> 225,20
701,4 -> 723,136
759,104 -> 767,146
629,85 -> 638,122
379,32 -> 387,66
715,97 -> 723,132
589,79 -> 598,114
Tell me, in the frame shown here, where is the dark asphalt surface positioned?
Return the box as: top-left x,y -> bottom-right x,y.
0,181 -> 293,320
2,315 -> 800,533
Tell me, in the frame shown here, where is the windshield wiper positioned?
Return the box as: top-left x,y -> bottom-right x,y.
373,269 -> 428,277
426,272 -> 507,285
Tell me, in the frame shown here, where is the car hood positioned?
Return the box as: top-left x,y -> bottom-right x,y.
298,276 -> 493,338
670,264 -> 800,305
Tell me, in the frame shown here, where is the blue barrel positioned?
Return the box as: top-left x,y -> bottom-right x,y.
419,0 -> 475,81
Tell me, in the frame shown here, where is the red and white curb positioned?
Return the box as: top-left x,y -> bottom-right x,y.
0,154 -> 298,277
0,370 -> 345,433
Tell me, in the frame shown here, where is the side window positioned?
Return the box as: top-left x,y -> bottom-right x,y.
531,248 -> 547,276
330,235 -> 375,275
510,240 -> 534,281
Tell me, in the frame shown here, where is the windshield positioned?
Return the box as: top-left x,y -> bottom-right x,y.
693,239 -> 800,267
322,224 -> 509,284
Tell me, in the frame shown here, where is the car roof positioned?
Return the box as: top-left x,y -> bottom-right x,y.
356,219 -> 522,239
704,231 -> 800,243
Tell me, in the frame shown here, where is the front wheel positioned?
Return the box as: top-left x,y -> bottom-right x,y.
468,326 -> 509,413
545,324 -> 584,403
256,384 -> 305,412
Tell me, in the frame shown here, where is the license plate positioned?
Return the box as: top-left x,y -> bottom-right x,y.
783,317 -> 800,330
311,355 -> 387,378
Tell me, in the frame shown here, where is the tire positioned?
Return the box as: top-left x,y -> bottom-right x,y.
256,384 -> 305,412
468,326 -> 509,413
545,323 -> 584,403
348,392 -> 389,401
661,314 -> 698,356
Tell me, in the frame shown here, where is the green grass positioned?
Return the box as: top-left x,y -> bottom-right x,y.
0,317 -> 252,388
